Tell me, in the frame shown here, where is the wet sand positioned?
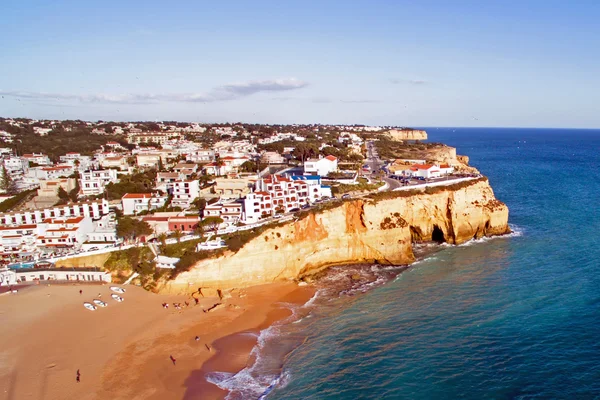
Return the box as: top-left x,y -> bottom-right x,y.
0,281 -> 314,400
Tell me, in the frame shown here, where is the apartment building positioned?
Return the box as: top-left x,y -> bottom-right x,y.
170,180 -> 200,208
36,216 -> 94,249
203,201 -> 243,226
79,169 -> 118,196
0,199 -> 109,225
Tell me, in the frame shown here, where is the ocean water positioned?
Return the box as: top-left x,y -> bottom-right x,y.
211,128 -> 600,399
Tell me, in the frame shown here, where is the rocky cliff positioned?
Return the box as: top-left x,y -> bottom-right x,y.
162,178 -> 509,293
386,129 -> 428,141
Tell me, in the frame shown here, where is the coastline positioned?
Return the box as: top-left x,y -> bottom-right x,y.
0,280 -> 314,400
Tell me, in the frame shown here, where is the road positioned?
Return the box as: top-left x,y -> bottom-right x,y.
365,140 -> 403,190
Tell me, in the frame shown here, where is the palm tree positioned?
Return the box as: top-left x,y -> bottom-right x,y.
173,229 -> 183,243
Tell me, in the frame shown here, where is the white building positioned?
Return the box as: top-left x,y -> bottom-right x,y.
36,216 -> 94,249
0,199 -> 110,225
79,169 -> 118,196
0,267 -> 112,285
0,224 -> 38,257
170,180 -> 200,209
407,164 -> 454,179
185,148 -> 215,163
304,156 -> 338,177
203,201 -> 243,227
154,255 -> 180,269
22,153 -> 52,166
28,165 -> 74,180
121,193 -> 168,215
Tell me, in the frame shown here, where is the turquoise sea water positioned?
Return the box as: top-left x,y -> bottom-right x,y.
209,128 -> 600,399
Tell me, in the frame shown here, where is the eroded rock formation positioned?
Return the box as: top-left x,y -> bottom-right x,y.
161,178 -> 509,293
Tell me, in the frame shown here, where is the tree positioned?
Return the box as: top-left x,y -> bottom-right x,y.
0,166 -> 17,195
173,229 -> 183,243
239,160 -> 257,173
292,142 -> 318,164
201,216 -> 224,231
116,216 -> 153,242
191,197 -> 206,212
214,157 -> 225,176
56,186 -> 70,204
193,224 -> 204,237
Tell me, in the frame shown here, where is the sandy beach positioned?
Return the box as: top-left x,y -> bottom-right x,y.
0,281 -> 314,400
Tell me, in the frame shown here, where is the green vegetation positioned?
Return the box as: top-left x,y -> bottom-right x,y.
116,216 -> 153,241
0,166 -> 17,195
221,221 -> 289,254
4,123 -> 118,162
104,169 -> 157,200
366,176 -> 487,203
331,178 -> 384,195
201,216 -> 224,231
0,189 -> 36,212
373,136 -> 447,161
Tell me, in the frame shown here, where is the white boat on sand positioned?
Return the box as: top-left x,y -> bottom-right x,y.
93,299 -> 107,307
111,294 -> 124,302
83,302 -> 97,311
110,286 -> 126,294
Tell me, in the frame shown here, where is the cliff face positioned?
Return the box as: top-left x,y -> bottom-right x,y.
162,179 -> 509,293
386,129 -> 428,141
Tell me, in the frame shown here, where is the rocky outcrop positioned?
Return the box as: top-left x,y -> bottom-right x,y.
386,129 -> 428,141
161,178 -> 509,293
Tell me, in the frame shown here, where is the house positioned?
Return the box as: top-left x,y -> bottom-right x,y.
154,255 -> 180,269
185,148 -> 215,163
22,153 -> 52,166
136,153 -> 161,168
170,180 -> 200,208
168,216 -> 200,232
37,178 -> 77,198
60,153 -> 95,171
79,169 -> 118,196
173,163 -> 198,173
121,193 -> 168,215
100,156 -> 128,171
261,151 -> 285,164
304,155 -> 338,177
155,172 -> 182,192
28,165 -> 74,180
211,177 -> 254,199
407,164 -> 441,179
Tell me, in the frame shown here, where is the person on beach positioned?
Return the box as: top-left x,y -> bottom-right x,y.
195,336 -> 200,341
79,290 -> 82,295
170,355 -> 176,365
76,369 -> 80,383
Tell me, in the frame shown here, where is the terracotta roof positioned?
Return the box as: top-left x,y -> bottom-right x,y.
122,193 -> 153,199
325,155 -> 337,162
0,224 -> 37,231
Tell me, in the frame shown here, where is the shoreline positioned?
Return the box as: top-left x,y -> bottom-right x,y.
0,280 -> 314,400
0,232 -> 519,400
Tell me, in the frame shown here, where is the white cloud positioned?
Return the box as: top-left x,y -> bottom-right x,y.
0,78 -> 309,105
390,78 -> 429,85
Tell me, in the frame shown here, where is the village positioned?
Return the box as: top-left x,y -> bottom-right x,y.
0,119 -> 478,283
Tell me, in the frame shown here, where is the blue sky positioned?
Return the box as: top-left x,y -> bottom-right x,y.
1,0 -> 599,127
